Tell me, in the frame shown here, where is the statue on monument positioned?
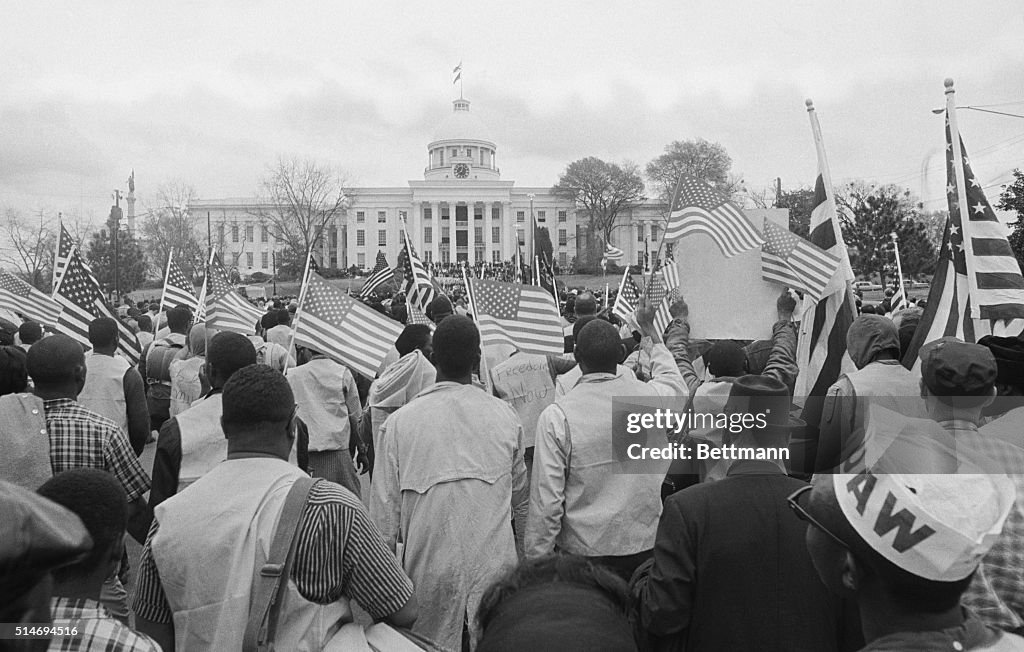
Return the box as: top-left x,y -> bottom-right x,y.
128,169 -> 135,193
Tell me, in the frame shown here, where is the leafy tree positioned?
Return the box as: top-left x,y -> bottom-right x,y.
645,138 -> 739,204
996,168 -> 1024,273
139,181 -> 205,279
774,188 -> 816,239
253,156 -> 351,265
85,208 -> 148,294
837,182 -> 935,285
551,157 -> 644,266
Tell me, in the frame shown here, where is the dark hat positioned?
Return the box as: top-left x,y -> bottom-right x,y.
0,317 -> 17,346
920,337 -> 997,401
725,375 -> 804,436
0,480 -> 91,598
977,335 -> 1024,387
426,295 -> 453,322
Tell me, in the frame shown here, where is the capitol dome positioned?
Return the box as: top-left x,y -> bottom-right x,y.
424,97 -> 500,181
428,98 -> 495,147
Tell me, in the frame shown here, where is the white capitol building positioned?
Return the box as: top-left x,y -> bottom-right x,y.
190,95 -> 673,274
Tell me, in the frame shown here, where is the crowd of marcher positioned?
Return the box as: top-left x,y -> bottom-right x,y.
2,272 -> 1024,651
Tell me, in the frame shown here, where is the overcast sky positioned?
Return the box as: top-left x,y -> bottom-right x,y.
1,1 -> 1022,227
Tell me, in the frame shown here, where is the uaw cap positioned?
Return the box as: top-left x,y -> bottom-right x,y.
0,480 -> 91,577
920,337 -> 997,398
832,469 -> 1014,582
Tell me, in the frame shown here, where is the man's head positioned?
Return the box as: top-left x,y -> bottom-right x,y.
575,319 -> 624,375
477,554 -> 637,651
0,480 -> 91,631
166,305 -> 192,334
221,364 -> 296,459
846,314 -> 900,370
798,470 -> 1013,618
395,324 -> 433,358
87,317 -> 119,353
919,337 -> 997,415
276,308 -> 291,327
573,292 -> 598,318
704,341 -> 747,378
18,321 -> 42,346
36,470 -> 127,592
27,334 -> 86,398
426,295 -> 454,324
136,314 -> 152,333
431,315 -> 479,381
723,375 -> 800,448
0,346 -> 28,396
260,311 -> 278,331
978,335 -> 1024,398
205,332 -> 258,389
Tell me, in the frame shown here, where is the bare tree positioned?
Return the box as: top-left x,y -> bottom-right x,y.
551,157 -> 645,266
139,181 -> 205,278
252,156 -> 352,263
1,208 -> 55,290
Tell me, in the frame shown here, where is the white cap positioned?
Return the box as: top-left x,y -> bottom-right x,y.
833,470 -> 1015,582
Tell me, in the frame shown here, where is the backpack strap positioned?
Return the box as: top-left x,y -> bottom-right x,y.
243,475 -> 317,652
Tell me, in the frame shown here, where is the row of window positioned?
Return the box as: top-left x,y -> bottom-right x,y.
222,208 -> 571,244
637,224 -> 661,241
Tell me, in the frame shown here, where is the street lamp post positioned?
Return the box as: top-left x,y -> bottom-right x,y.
111,190 -> 123,301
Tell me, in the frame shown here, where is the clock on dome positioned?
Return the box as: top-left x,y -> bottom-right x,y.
453,163 -> 470,179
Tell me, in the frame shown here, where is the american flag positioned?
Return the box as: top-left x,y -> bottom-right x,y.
205,253 -> 263,335
0,270 -> 62,325
644,263 -> 681,337
795,102 -> 857,441
159,252 -> 199,313
890,233 -> 909,313
536,254 -> 557,301
52,222 -> 76,292
664,174 -> 764,257
604,242 -> 625,261
612,270 -> 642,323
397,235 -> 436,312
294,272 -> 404,378
903,101 -> 1024,363
467,278 -> 563,355
891,283 -> 908,313
54,248 -> 141,364
761,219 -> 841,302
360,251 -> 392,298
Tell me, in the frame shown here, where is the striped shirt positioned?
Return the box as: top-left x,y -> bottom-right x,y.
132,480 -> 413,624
43,398 -> 151,502
49,596 -> 160,651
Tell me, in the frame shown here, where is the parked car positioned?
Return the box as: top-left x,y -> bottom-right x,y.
853,281 -> 882,291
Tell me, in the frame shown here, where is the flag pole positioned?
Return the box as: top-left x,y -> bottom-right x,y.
155,248 -> 174,337
806,98 -> 858,314
461,266 -> 492,393
890,232 -> 907,309
202,247 -> 216,356
287,248 -> 316,373
52,213 -> 62,295
944,78 -> 980,319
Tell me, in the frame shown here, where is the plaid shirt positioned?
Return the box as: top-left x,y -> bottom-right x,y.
48,596 -> 160,651
941,419 -> 1024,632
44,398 -> 150,502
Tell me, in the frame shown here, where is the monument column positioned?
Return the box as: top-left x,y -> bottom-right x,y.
467,202 -> 476,266
431,201 -> 440,262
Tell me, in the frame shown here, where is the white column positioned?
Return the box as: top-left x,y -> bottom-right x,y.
431,201 -> 440,262
502,201 -> 513,259
467,202 -> 476,265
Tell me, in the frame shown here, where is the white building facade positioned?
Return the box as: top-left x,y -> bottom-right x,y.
191,96 -> 673,276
